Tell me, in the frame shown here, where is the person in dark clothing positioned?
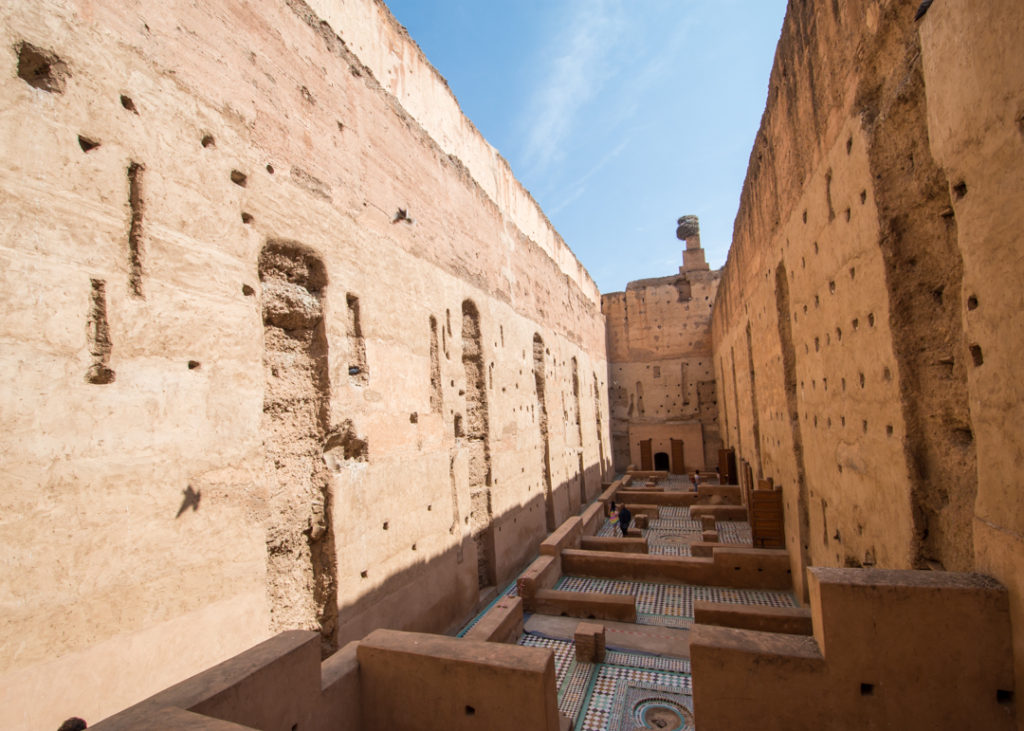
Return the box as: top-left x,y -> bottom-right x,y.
618,505 -> 632,537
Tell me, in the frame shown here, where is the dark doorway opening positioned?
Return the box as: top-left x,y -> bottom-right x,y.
654,452 -> 670,471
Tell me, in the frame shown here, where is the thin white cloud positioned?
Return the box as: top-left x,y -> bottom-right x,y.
519,0 -> 623,177
548,137 -> 630,215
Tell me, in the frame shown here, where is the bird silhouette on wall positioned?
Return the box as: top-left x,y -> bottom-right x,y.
392,208 -> 414,224
176,484 -> 201,517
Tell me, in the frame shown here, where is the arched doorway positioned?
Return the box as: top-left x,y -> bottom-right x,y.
654,452 -> 670,471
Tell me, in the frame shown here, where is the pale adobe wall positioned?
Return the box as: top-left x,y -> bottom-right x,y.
0,1 -> 609,729
917,0 -> 1024,718
303,0 -> 600,306
713,0 -> 976,602
603,270 -> 721,471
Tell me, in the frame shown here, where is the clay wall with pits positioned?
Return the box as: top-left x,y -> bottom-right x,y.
711,5 -> 1024,700
603,268 -> 722,471
0,2 -> 610,729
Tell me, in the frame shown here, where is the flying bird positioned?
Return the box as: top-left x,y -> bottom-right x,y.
176,484 -> 201,517
392,208 -> 414,224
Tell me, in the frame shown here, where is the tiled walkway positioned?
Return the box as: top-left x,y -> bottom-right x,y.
555,575 -> 797,628
518,633 -> 693,730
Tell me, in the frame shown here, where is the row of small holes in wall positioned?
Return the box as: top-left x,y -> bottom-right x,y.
800,312 -> 875,354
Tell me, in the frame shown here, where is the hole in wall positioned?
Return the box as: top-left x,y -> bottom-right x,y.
860,190 -> 867,204
16,42 -> 69,93
868,313 -> 875,327
860,683 -> 874,696
230,170 -> 247,187
967,295 -> 978,310
997,689 -> 1014,705
266,164 -> 275,174
201,134 -> 215,148
952,181 -> 967,199
846,136 -> 853,154
242,284 -> 255,296
465,706 -> 476,716
187,360 -> 201,370
241,212 -> 253,224
360,570 -> 368,578
120,94 -> 138,113
886,425 -> 894,436
970,344 -> 984,366
78,135 -> 100,152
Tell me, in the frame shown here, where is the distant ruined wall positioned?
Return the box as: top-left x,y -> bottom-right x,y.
603,244 -> 721,473
712,0 -> 1024,713
0,1 -> 611,729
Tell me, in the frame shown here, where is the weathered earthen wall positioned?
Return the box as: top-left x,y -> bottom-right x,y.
712,0 -> 1024,714
604,264 -> 721,472
0,1 -> 610,728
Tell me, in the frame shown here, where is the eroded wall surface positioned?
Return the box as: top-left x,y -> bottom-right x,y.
603,257 -> 721,472
0,2 -> 611,728
712,0 -> 1024,712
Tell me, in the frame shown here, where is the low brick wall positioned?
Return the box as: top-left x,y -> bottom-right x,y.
693,600 -> 812,635
560,547 -> 792,590
691,569 -> 1016,730
580,536 -> 649,554
463,597 -> 525,644
532,589 -> 637,623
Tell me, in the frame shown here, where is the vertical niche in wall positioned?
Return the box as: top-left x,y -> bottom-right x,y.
745,322 -> 763,479
259,239 -> 338,656
462,300 -> 495,589
571,357 -> 585,505
593,376 -> 607,480
533,333 -> 555,531
345,293 -> 368,384
775,261 -> 812,589
429,315 -> 442,412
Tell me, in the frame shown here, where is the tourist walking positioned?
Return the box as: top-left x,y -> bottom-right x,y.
618,504 -> 632,537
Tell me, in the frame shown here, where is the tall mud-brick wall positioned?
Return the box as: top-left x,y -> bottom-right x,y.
712,0 -> 1024,701
0,0 -> 611,728
603,253 -> 722,474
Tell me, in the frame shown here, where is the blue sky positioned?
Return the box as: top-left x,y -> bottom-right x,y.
383,1 -> 788,293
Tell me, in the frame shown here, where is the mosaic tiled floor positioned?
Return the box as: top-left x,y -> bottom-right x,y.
517,632 -> 693,730
556,575 -> 798,628
579,664 -> 693,731
598,506 -> 752,557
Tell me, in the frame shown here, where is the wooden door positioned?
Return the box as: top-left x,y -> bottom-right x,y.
639,439 -> 653,470
670,439 -> 685,474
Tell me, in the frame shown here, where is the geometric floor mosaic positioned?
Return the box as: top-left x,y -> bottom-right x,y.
598,506 -> 752,557
555,575 -> 798,628
518,632 -> 693,730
